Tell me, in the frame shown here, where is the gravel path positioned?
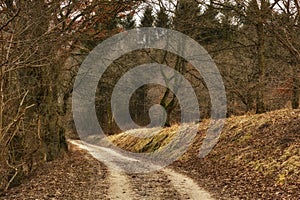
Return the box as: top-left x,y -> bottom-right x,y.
70,140 -> 215,200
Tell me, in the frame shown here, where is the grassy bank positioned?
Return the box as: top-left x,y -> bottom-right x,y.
108,109 -> 300,199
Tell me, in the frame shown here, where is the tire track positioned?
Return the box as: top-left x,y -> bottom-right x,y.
70,140 -> 136,200
163,168 -> 215,200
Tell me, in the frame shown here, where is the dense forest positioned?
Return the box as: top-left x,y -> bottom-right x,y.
0,0 -> 299,194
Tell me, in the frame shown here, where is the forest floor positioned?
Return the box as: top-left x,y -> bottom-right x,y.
0,146 -> 109,200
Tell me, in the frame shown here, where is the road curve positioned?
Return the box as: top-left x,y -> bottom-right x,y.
69,140 -> 215,200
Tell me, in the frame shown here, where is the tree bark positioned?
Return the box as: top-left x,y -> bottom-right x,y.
292,63 -> 300,109
255,19 -> 266,114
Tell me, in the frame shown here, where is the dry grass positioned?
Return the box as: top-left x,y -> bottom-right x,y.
108,125 -> 180,153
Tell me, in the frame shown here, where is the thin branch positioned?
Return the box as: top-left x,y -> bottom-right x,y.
0,9 -> 20,31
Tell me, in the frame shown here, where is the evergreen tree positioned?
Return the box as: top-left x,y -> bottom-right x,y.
121,13 -> 136,30
197,3 -> 222,44
155,7 -> 169,28
132,7 -> 154,126
173,0 -> 200,36
140,6 -> 154,27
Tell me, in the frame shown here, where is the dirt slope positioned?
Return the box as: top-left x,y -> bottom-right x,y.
109,109 -> 300,199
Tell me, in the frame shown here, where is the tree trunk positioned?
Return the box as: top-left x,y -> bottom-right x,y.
255,21 -> 266,114
292,63 -> 300,109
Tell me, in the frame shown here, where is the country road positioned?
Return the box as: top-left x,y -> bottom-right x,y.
70,140 -> 215,200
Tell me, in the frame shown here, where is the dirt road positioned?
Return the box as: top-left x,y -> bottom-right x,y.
70,140 -> 215,200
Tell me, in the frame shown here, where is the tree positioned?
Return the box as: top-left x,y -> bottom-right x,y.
245,0 -> 270,113
269,0 -> 300,109
0,0 -> 141,191
121,12 -> 136,30
155,7 -> 170,28
143,0 -> 299,116
140,6 -> 154,27
173,0 -> 200,37
128,6 -> 155,127
209,0 -> 275,113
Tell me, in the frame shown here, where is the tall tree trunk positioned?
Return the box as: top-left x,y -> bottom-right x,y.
135,85 -> 148,126
255,21 -> 266,114
292,63 -> 300,109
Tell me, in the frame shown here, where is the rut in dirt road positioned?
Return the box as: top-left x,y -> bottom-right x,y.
70,140 -> 215,200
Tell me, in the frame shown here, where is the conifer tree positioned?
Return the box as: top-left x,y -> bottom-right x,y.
121,13 -> 136,30
155,7 -> 169,28
173,0 -> 200,36
140,6 -> 154,27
